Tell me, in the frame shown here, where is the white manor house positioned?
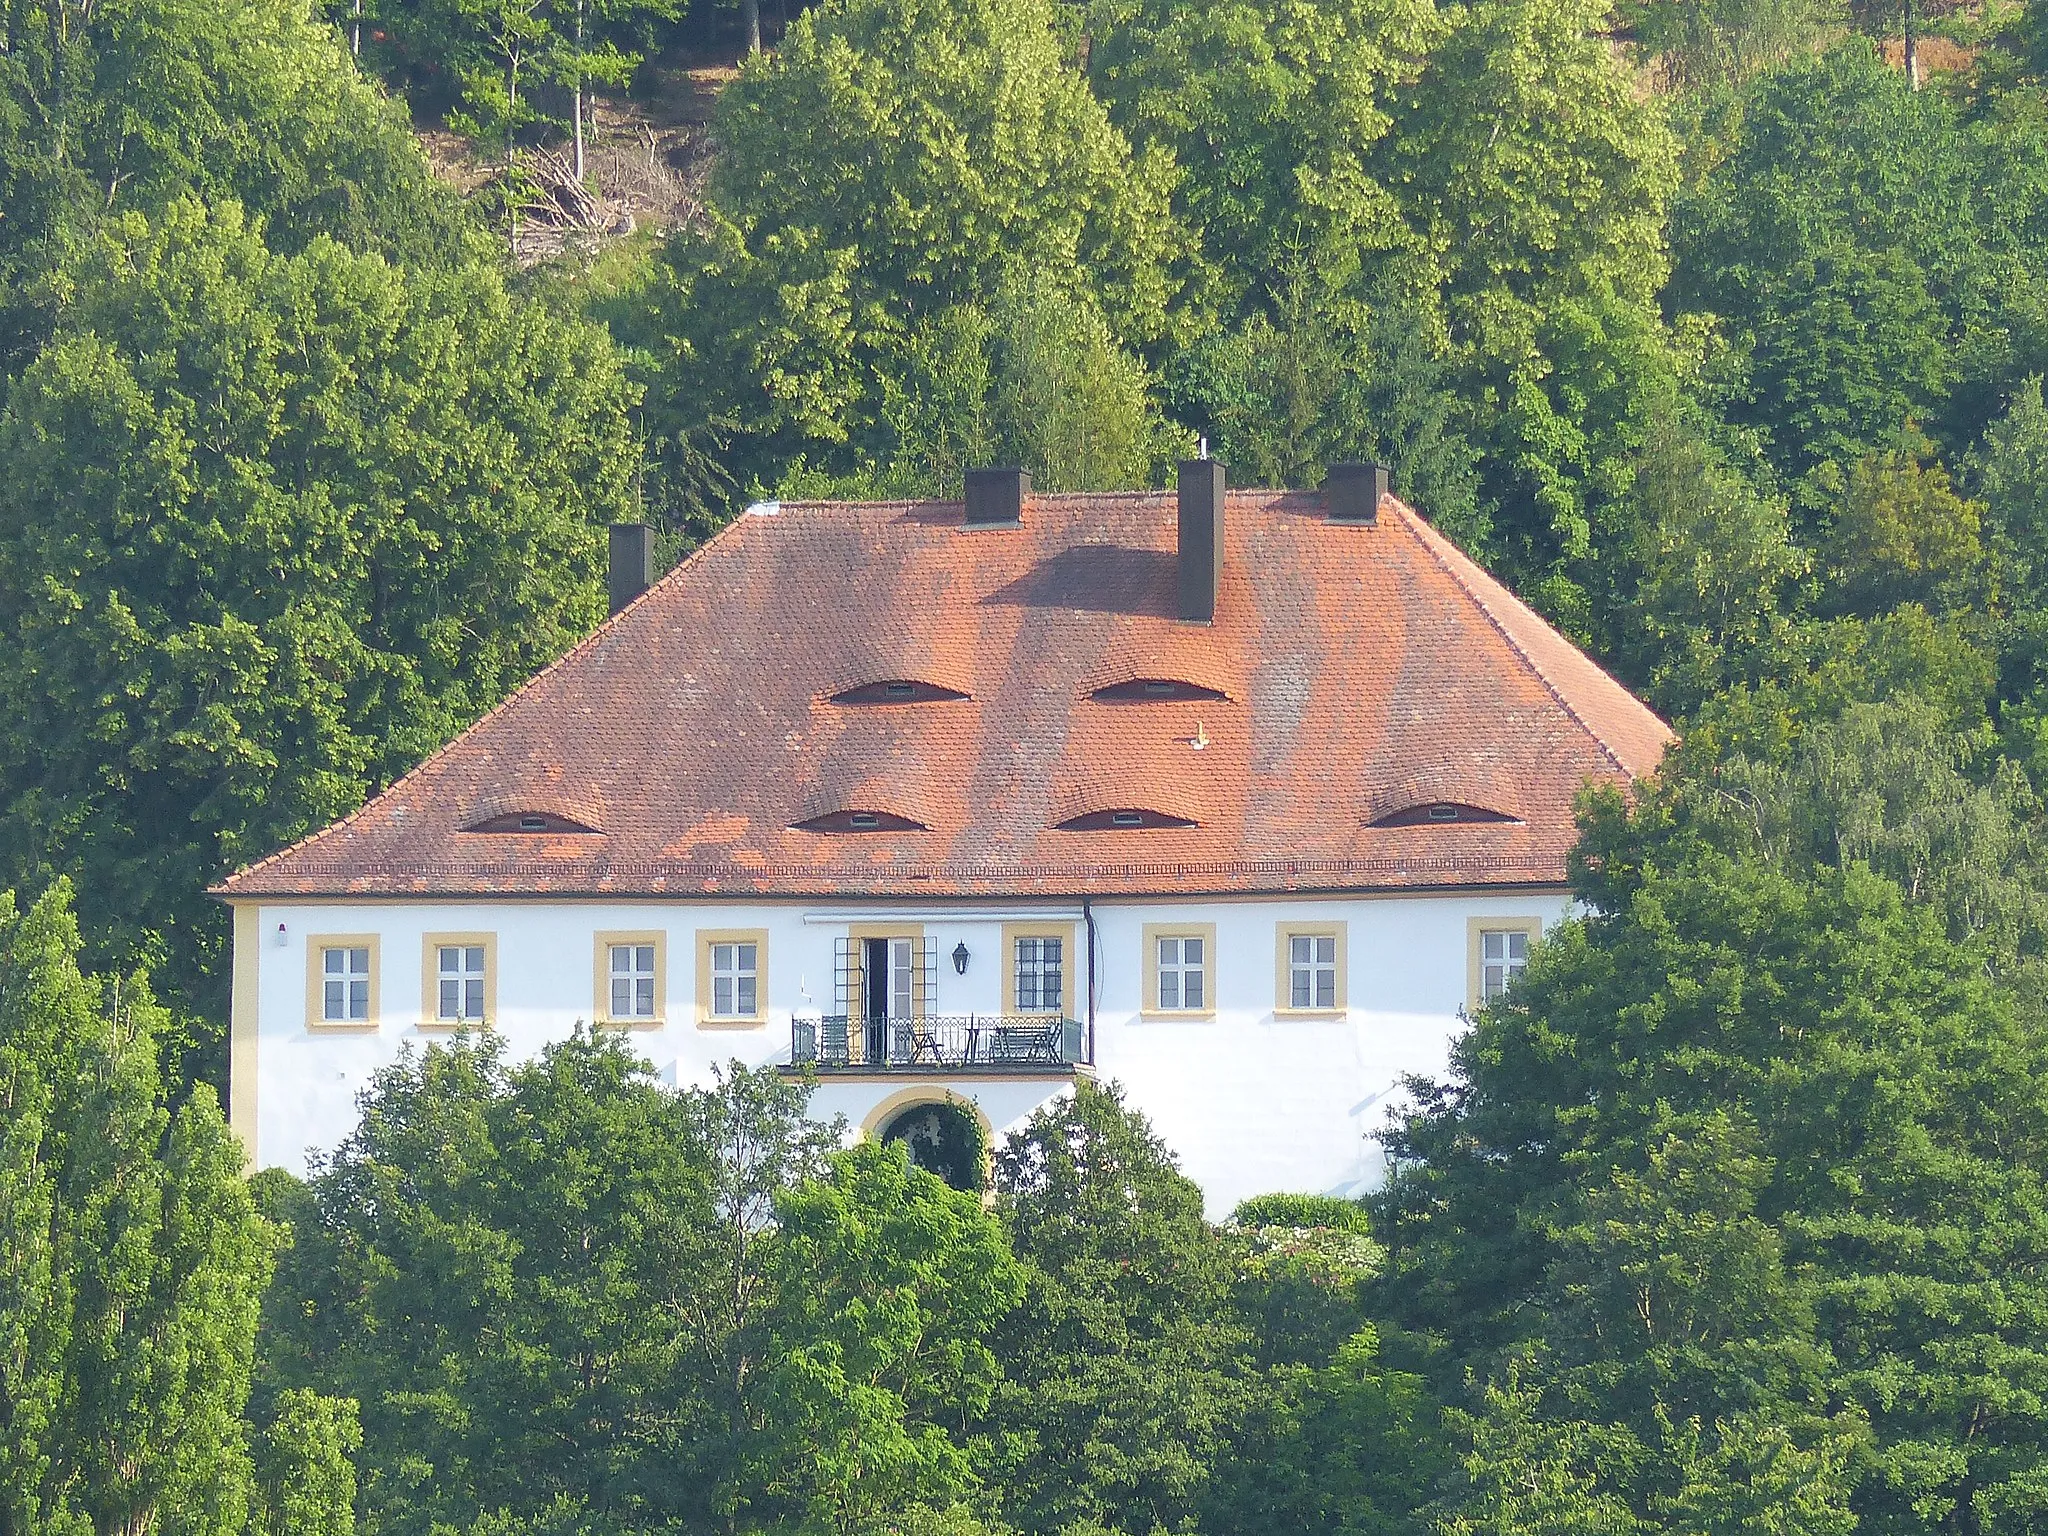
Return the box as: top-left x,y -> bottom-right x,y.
218,463 -> 1670,1211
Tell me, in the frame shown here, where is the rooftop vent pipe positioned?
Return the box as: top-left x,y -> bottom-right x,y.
1177,458 -> 1225,622
609,522 -> 654,615
964,467 -> 1029,526
1326,461 -> 1389,525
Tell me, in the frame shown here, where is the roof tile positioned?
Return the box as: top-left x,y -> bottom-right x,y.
218,491 -> 1671,898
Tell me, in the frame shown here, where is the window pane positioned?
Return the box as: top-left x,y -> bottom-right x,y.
1183,937 -> 1203,965
737,943 -> 757,974
464,947 -> 484,975
714,976 -> 733,1015
348,979 -> 369,1017
1185,969 -> 1205,1010
1315,971 -> 1336,1009
1159,937 -> 1179,967
440,979 -> 460,1018
635,945 -> 655,974
610,945 -> 631,976
1291,935 -> 1311,965
325,979 -> 345,1018
612,978 -> 632,1016
441,946 -> 461,975
737,976 -> 756,1016
1291,973 -> 1311,1009
635,978 -> 655,1015
1508,932 -> 1528,961
464,980 -> 484,1019
1160,970 -> 1180,1010
325,949 -> 345,976
1315,937 -> 1335,964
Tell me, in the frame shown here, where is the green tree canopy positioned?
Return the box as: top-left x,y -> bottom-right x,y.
0,197 -> 638,1034
983,1082 -> 1252,1535
646,0 -> 1179,490
0,0 -> 479,362
0,880 -> 319,1535
1375,783 -> 2048,1531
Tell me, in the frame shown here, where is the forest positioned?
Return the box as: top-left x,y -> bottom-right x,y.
5,0 -> 2048,1531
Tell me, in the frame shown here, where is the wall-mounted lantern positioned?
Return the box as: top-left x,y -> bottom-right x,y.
951,941 -> 970,975
275,922 -> 288,948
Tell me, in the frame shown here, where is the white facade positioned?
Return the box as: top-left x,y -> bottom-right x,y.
231,889 -> 1565,1215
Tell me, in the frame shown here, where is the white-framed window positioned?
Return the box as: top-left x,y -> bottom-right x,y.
322,946 -> 371,1022
710,940 -> 759,1020
1479,928 -> 1530,1002
1288,933 -> 1338,1010
1015,936 -> 1064,1013
438,944 -> 487,1022
1156,934 -> 1206,1011
610,943 -> 657,1020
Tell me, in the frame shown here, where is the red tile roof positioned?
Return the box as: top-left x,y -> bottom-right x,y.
217,491 -> 1671,899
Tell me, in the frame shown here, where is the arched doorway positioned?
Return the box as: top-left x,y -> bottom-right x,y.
877,1098 -> 985,1193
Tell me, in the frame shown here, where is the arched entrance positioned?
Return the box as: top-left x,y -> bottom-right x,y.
875,1098 -> 986,1193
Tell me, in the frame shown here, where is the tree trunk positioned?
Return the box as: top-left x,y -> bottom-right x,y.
351,0 -> 361,56
742,0 -> 761,53
1903,0 -> 1919,89
573,0 -> 586,184
507,56 -> 520,257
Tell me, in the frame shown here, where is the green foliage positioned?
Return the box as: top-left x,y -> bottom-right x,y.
253,1389 -> 362,1536
762,1140 -> 1024,1534
1619,0 -> 1843,88
0,0 -> 478,362
1618,407 -> 1809,713
1820,430 -> 1989,616
984,1083 -> 1252,1535
836,276 -> 1177,497
0,880 -> 281,1535
1671,43 -> 2046,504
0,197 -> 637,1032
258,1046 -> 1026,1536
1170,274 -> 1485,536
1229,1192 -> 1373,1232
1389,0 -> 1683,618
1084,0 -> 1446,319
1378,791 -> 2048,1530
649,0 -> 1179,495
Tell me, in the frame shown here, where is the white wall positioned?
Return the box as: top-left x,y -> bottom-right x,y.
242,890 -> 1568,1214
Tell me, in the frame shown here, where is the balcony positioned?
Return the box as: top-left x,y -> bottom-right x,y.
787,1014 -> 1089,1074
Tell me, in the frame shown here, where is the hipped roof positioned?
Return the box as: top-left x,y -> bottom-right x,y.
219,490 -> 1671,900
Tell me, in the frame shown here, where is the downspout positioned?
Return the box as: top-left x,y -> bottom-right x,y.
1082,895 -> 1097,1066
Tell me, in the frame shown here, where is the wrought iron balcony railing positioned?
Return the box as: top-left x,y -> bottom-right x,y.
788,1014 -> 1089,1073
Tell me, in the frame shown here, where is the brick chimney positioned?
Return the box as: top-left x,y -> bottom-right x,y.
609,523 -> 653,615
1326,461 -> 1388,525
964,467 -> 1029,526
1177,458 -> 1225,622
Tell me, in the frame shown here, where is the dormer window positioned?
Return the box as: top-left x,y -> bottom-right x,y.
1367,802 -> 1518,828
829,680 -> 970,705
1091,678 -> 1230,703
794,809 -> 928,833
462,811 -> 599,834
1056,808 -> 1199,831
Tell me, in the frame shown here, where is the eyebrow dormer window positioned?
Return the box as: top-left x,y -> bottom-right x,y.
462,811 -> 599,834
829,680 -> 970,705
1091,678 -> 1230,703
1056,808 -> 1199,831
1367,802 -> 1519,828
793,809 -> 928,833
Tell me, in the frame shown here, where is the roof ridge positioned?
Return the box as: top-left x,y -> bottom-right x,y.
1391,503 -> 1632,781
213,520 -> 736,895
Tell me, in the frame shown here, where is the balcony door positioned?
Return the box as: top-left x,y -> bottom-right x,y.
862,936 -> 915,1064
